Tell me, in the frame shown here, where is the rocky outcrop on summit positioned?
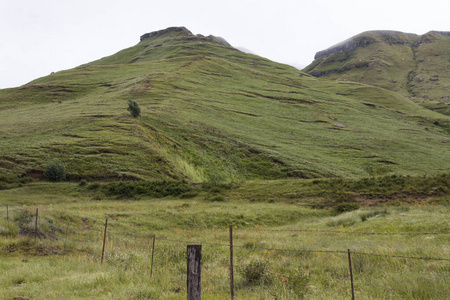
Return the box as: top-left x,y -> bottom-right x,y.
140,27 -> 193,41
196,34 -> 232,47
140,26 -> 232,47
314,35 -> 376,60
434,31 -> 450,37
314,31 -> 417,60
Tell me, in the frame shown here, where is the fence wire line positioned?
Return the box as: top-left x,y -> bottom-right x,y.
231,227 -> 450,236
108,231 -> 155,239
3,205 -> 450,262
155,237 -> 450,262
3,205 -> 449,236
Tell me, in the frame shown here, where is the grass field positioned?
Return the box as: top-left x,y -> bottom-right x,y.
0,180 -> 449,299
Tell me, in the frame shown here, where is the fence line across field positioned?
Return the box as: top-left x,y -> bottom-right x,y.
238,227 -> 450,235
155,237 -> 449,262
98,220 -> 449,298
3,204 -> 449,234
2,205 -> 449,299
2,204 -> 449,262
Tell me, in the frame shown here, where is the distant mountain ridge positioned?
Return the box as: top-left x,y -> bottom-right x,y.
303,30 -> 450,116
314,31 -> 418,60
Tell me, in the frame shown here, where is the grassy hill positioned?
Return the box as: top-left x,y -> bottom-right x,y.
303,30 -> 450,116
0,27 -> 449,182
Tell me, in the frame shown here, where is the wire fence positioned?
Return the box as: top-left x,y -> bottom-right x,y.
1,205 -> 449,299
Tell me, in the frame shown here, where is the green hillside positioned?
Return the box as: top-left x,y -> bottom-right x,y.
0,27 -> 449,182
303,30 -> 450,116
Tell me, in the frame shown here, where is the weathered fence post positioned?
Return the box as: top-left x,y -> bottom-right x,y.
101,218 -> 108,264
150,234 -> 156,277
63,224 -> 68,254
6,205 -> 9,221
229,225 -> 235,299
187,245 -> 202,300
35,208 -> 39,238
348,249 -> 355,300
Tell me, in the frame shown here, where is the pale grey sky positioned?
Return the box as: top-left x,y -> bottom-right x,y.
0,0 -> 449,89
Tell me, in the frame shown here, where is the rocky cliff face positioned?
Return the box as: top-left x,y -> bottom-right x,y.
434,31 -> 450,37
314,35 -> 377,60
140,26 -> 231,47
140,27 -> 193,41
314,31 -> 417,59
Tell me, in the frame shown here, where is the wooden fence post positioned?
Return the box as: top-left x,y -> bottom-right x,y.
150,235 -> 156,277
101,218 -> 108,264
229,225 -> 235,299
63,224 -> 68,255
35,208 -> 39,238
348,249 -> 355,300
187,245 -> 202,300
6,205 -> 8,221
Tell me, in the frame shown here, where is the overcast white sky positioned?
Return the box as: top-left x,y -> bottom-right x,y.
0,0 -> 449,89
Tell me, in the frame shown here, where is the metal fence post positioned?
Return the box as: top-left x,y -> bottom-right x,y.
151,235 -> 156,277
348,249 -> 355,300
229,225 -> 235,299
35,208 -> 39,238
101,218 -> 108,264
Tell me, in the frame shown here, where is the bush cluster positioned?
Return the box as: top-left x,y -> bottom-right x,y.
239,258 -> 270,284
239,259 -> 310,298
204,195 -> 225,202
100,180 -> 192,198
0,175 -> 32,190
313,173 -> 450,199
127,100 -> 141,118
44,161 -> 66,182
333,203 -> 360,214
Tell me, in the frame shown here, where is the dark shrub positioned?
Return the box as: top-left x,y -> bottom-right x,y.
101,181 -> 192,198
179,191 -> 199,199
205,195 -> 225,202
87,182 -> 101,190
44,161 -> 66,182
127,100 -> 141,118
239,258 -> 270,284
333,203 -> 360,214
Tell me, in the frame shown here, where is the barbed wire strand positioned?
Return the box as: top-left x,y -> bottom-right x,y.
234,227 -> 450,235
155,237 -> 450,262
3,205 -> 449,262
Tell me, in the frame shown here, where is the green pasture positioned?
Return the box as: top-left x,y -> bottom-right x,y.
0,181 -> 448,299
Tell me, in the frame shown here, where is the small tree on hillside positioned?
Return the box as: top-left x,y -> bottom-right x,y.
127,100 -> 141,118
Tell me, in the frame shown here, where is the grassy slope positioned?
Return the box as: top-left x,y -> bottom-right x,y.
0,28 -> 449,182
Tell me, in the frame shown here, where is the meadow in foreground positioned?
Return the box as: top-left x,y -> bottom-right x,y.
0,181 -> 448,299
